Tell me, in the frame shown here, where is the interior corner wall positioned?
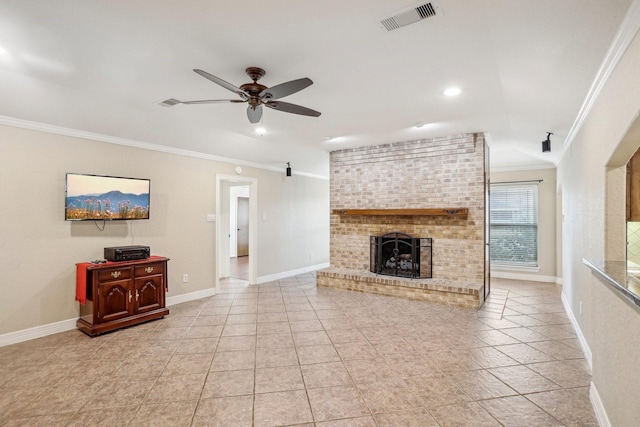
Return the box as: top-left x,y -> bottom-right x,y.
0,124 -> 329,336
557,30 -> 640,426
490,168 -> 558,282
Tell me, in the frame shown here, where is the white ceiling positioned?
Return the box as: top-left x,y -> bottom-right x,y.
0,0 -> 633,177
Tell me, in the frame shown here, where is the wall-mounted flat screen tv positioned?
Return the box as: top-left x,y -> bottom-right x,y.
65,173 -> 150,221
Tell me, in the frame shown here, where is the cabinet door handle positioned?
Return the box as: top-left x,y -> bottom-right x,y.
128,291 -> 132,303
145,266 -> 154,273
136,290 -> 139,301
111,270 -> 122,279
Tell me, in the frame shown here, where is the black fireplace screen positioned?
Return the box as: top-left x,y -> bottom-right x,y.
370,232 -> 432,279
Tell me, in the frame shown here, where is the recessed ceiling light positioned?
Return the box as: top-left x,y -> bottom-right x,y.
255,127 -> 266,135
414,123 -> 425,128
324,136 -> 342,142
444,87 -> 461,97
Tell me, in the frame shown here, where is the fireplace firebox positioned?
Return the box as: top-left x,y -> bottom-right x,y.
370,232 -> 432,279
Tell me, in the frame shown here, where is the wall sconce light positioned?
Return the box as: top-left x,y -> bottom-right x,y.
542,132 -> 553,152
286,162 -> 292,177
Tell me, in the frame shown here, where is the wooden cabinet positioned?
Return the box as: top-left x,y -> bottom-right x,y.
628,148 -> 640,221
77,257 -> 169,336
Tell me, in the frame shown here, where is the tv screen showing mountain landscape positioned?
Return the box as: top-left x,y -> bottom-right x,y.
65,173 -> 150,220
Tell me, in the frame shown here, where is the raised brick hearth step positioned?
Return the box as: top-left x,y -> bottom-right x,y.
316,267 -> 485,309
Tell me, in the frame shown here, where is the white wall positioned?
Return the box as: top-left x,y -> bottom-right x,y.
0,124 -> 329,336
259,171 -> 330,276
558,26 -> 640,427
490,168 -> 558,283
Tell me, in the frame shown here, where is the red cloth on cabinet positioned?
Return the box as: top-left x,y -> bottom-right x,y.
75,262 -> 91,305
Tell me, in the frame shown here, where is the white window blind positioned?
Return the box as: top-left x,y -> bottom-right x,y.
490,183 -> 538,266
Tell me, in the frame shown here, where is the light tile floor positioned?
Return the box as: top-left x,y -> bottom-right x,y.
0,274 -> 598,426
230,256 -> 249,281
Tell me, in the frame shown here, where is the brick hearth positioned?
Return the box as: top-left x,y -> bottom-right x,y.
317,267 -> 484,309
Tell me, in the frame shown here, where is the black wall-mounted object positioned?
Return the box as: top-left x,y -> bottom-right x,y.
542,132 -> 553,152
286,162 -> 292,177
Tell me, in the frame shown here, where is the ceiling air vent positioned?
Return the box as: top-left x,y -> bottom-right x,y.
158,98 -> 181,107
380,1 -> 442,32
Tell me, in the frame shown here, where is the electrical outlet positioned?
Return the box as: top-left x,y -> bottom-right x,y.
579,301 -> 582,315
183,273 -> 189,283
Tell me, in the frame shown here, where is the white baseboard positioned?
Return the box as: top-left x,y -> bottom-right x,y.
257,262 -> 330,284
166,288 -> 216,306
590,382 -> 611,427
1,265 -> 331,348
0,288 -> 216,348
561,291 -> 593,369
0,317 -> 77,348
491,270 -> 559,283
559,292 -> 607,425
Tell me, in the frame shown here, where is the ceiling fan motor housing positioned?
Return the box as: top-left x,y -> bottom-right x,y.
241,67 -> 268,109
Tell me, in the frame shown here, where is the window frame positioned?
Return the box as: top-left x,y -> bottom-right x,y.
489,182 -> 539,268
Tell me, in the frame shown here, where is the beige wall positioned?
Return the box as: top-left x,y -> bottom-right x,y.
0,124 -> 329,336
490,168 -> 558,282
558,29 -> 640,426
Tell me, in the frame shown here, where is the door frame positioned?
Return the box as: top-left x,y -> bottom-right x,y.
216,174 -> 258,293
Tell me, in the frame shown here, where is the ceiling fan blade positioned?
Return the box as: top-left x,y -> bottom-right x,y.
259,78 -> 313,100
265,101 -> 321,117
247,105 -> 263,123
193,69 -> 247,98
180,99 -> 246,105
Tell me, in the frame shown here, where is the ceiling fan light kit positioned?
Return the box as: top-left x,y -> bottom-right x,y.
165,67 -> 321,124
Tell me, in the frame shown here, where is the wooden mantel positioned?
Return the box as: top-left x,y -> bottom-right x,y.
331,208 -> 468,216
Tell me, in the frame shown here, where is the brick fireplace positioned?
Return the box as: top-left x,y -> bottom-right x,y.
317,133 -> 488,308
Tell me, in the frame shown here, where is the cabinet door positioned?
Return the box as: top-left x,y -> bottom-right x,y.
97,280 -> 134,323
134,275 -> 164,313
628,148 -> 640,221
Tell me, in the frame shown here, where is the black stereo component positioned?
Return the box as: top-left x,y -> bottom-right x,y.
104,245 -> 150,262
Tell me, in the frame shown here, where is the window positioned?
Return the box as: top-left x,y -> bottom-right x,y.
490,183 -> 538,266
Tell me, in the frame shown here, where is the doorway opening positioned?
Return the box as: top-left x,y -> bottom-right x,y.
230,186 -> 250,279
216,175 -> 257,293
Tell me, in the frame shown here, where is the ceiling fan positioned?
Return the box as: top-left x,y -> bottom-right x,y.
164,67 -> 321,124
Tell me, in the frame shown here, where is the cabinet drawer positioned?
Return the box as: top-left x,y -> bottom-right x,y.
135,262 -> 165,277
97,267 -> 133,282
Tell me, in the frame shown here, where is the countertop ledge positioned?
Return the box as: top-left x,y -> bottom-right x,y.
582,259 -> 640,309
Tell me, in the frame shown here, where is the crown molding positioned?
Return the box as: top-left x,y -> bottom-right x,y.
558,0 -> 640,164
0,115 -> 329,181
490,163 -> 556,173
